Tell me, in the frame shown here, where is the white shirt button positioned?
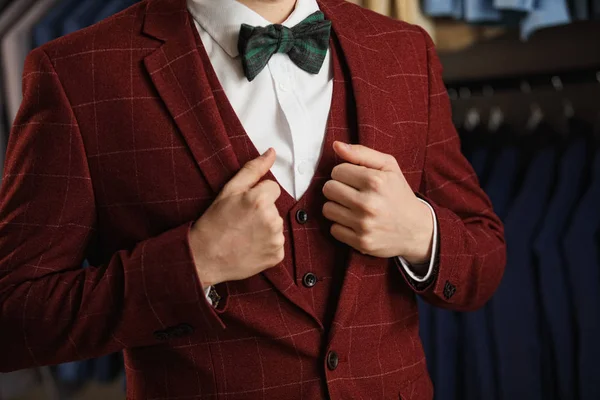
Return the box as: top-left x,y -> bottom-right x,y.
297,160 -> 310,175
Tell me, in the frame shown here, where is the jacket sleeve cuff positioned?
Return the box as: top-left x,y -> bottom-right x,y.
133,220 -> 230,343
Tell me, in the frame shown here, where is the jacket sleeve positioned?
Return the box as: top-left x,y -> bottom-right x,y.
394,27 -> 506,312
0,48 -> 226,373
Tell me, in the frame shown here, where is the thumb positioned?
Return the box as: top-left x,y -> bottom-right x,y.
219,148 -> 276,197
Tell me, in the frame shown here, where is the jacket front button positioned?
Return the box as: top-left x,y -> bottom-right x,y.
295,209 -> 308,224
302,272 -> 317,288
327,351 -> 339,370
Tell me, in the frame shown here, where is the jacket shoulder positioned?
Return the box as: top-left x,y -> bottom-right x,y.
34,1 -> 152,62
335,2 -> 426,37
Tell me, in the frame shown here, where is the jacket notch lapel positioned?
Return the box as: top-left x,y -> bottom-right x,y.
141,0 -> 239,196
318,0 -> 396,339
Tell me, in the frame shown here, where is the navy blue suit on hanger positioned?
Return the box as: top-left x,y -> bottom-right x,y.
463,142 -> 518,400
32,0 -> 81,47
491,144 -> 556,400
61,0 -> 104,36
563,145 -> 600,400
94,0 -> 137,23
532,135 -> 586,400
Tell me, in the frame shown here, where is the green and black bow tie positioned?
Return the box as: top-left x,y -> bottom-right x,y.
237,11 -> 332,82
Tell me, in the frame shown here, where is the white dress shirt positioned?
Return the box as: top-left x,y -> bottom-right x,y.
186,0 -> 439,303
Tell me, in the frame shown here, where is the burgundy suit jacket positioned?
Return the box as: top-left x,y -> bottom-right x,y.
0,0 -> 506,398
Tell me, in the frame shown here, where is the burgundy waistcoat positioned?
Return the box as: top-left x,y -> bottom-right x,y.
193,24 -> 357,337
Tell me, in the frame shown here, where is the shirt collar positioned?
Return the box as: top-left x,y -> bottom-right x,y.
186,0 -> 321,58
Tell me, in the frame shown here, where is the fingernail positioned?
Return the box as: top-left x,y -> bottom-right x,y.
262,148 -> 272,157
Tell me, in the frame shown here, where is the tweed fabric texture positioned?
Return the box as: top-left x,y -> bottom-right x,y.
0,0 -> 506,398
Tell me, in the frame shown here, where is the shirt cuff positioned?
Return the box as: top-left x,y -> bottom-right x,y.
396,198 -> 438,282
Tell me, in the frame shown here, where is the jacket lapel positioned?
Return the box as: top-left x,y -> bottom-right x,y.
141,0 -> 240,196
141,0 -> 322,328
318,0 -> 401,340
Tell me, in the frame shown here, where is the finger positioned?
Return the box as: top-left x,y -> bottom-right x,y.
332,141 -> 399,172
246,179 -> 281,205
322,179 -> 362,210
322,201 -> 358,230
330,223 -> 362,250
221,148 -> 276,197
331,162 -> 376,192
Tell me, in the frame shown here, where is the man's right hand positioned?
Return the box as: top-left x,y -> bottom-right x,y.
188,148 -> 285,288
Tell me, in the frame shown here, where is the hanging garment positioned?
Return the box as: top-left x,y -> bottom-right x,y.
1,0 -> 60,124
565,0 -> 589,19
62,0 -> 105,36
491,142 -> 557,400
521,0 -> 571,39
494,0 -> 536,11
422,0 -> 463,18
463,0 -> 503,22
563,143 -> 600,400
33,0 -> 82,47
0,0 -> 38,184
532,131 -> 587,400
94,0 -> 137,23
417,296 -> 435,381
0,0 -> 11,165
461,132 -> 521,400
433,309 -> 460,400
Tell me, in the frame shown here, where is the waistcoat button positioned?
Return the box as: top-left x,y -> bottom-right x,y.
302,272 -> 317,288
295,209 -> 308,224
327,351 -> 339,370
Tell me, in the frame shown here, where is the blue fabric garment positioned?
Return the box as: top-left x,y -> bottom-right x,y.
94,0 -> 137,23
563,148 -> 600,400
491,146 -> 556,400
62,0 -> 105,36
434,309 -> 460,400
521,0 -> 571,39
567,0 -> 590,19
417,296 -> 435,379
462,144 -> 518,400
464,0 -> 504,22
532,137 -> 586,400
470,147 -> 490,183
422,0 -> 463,18
480,146 -> 519,218
462,146 -> 519,400
495,0 -> 537,11
32,0 -> 80,47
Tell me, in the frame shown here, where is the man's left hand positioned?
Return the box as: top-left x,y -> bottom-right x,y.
322,141 -> 434,264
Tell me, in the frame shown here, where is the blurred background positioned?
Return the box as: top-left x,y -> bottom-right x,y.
1,0 -> 599,399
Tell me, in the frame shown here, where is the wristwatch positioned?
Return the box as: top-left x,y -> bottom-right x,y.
208,285 -> 221,308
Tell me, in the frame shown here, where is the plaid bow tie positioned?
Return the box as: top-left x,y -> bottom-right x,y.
237,11 -> 332,82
